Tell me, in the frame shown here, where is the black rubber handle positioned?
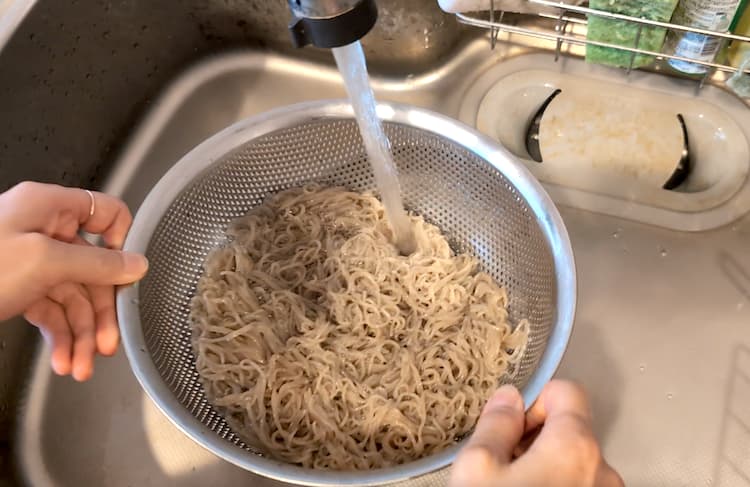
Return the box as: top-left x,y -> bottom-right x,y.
289,0 -> 378,49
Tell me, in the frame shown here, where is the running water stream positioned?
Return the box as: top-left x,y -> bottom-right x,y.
332,41 -> 417,255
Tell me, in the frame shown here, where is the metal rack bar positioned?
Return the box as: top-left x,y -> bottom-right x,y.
528,0 -> 750,42
626,24 -> 643,75
553,8 -> 566,62
456,4 -> 750,76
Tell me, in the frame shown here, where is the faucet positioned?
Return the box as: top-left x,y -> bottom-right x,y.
287,0 -> 378,48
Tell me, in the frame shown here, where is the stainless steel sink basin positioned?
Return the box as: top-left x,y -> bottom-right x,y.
3,2 -> 750,487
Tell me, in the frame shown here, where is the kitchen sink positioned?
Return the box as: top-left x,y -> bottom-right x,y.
2,1 -> 750,487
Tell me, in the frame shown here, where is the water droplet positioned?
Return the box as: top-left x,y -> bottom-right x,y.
705,478 -> 713,486
667,393 -> 673,400
639,364 -> 646,373
659,247 -> 668,257
732,225 -> 738,232
738,302 -> 746,311
612,228 -> 622,239
0,341 -> 6,350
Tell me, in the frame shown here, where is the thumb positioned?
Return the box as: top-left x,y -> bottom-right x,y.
44,238 -> 148,286
461,385 -> 525,463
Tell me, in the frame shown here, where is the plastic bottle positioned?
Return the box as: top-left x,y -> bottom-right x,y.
665,0 -> 748,74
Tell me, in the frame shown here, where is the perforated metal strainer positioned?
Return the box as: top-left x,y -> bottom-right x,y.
117,100 -> 576,486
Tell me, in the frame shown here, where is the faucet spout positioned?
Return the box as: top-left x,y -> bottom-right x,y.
287,0 -> 378,48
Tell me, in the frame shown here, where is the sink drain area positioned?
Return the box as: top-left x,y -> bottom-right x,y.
460,53 -> 750,231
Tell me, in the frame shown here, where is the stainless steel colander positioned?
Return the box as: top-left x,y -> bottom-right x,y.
117,100 -> 576,487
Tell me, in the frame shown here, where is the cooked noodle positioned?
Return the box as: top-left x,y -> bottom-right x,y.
190,185 -> 528,470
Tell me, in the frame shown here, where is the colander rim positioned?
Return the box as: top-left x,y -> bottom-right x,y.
117,99 -> 576,486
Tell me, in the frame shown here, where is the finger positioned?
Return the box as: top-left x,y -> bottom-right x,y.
24,298 -> 74,376
524,380 -> 592,435
37,236 -> 148,287
462,385 -> 525,463
512,381 -> 601,485
81,191 -> 133,249
513,424 -> 542,459
49,283 -> 97,381
2,182 -> 133,248
450,386 -> 526,487
87,283 -> 119,356
597,461 -> 626,487
73,236 -> 120,356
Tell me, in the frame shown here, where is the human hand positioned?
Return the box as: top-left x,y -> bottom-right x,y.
0,182 -> 148,381
450,380 -> 624,487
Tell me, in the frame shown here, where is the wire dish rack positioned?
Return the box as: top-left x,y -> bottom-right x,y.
456,0 -> 750,88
